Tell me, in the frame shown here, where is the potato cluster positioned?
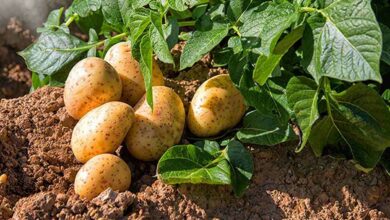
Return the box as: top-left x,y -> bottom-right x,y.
65,42 -> 245,200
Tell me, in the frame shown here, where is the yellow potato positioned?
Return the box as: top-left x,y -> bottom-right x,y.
187,74 -> 246,137
71,101 -> 134,163
126,86 -> 185,161
74,154 -> 131,200
104,42 -> 165,106
64,57 -> 122,119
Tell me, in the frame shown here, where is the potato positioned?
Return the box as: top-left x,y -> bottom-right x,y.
71,101 -> 134,163
104,42 -> 164,106
74,154 -> 131,200
187,74 -> 246,137
125,86 -> 185,161
64,57 -> 122,119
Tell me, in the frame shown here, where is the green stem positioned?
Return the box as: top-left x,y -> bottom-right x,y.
178,20 -> 196,27
232,25 -> 241,37
65,13 -> 78,27
55,32 -> 128,52
300,6 -> 317,13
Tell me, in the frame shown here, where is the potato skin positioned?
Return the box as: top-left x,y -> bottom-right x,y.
125,86 -> 185,161
74,154 -> 131,200
71,101 -> 134,163
187,74 -> 246,137
64,57 -> 122,119
104,42 -> 164,106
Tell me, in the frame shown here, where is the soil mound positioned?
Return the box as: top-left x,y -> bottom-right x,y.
1,87 -> 390,219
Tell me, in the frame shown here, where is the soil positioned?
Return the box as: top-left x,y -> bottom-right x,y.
0,18 -> 33,99
1,18 -> 390,220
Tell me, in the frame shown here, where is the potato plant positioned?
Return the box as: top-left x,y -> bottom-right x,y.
19,0 -> 390,196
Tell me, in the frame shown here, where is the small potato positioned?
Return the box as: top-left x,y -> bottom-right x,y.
64,57 -> 122,119
126,86 -> 185,161
72,101 -> 134,163
74,154 -> 131,200
104,42 -> 164,106
187,74 -> 246,137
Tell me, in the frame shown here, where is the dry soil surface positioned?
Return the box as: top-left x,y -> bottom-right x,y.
1,85 -> 390,219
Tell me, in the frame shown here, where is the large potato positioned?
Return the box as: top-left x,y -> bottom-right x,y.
74,154 -> 131,200
187,74 -> 246,137
104,42 -> 164,106
72,101 -> 134,163
126,86 -> 185,161
64,57 -> 122,119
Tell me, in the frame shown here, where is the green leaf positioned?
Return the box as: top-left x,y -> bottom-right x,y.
70,0 -> 102,17
164,17 -> 179,50
132,0 -> 152,8
139,33 -> 154,109
286,76 -> 320,152
253,26 -> 304,85
150,12 -> 174,64
194,140 -> 221,156
381,23 -> 390,65
180,22 -> 229,70
237,85 -> 296,146
240,1 -> 299,56
102,0 -> 123,27
37,8 -> 64,33
309,116 -> 340,156
157,145 -> 231,184
128,8 -> 151,44
322,83 -> 390,168
224,141 -> 253,197
87,29 -> 99,57
168,0 -> 200,11
304,0 -> 382,83
18,30 -> 87,76
382,89 -> 390,106
237,110 -> 296,146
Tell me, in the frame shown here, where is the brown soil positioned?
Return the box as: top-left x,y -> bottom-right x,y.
1,18 -> 390,220
0,18 -> 33,99
1,84 -> 390,219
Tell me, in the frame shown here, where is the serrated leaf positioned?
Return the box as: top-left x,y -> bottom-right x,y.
128,8 -> 151,44
18,30 -> 87,76
240,2 -> 299,56
381,23 -> 390,65
102,0 -> 123,27
286,76 -> 320,152
304,0 -> 382,83
180,23 -> 229,70
224,141 -> 253,197
70,0 -> 102,17
139,33 -> 154,109
253,26 -> 304,85
157,145 -> 231,184
150,12 -> 174,64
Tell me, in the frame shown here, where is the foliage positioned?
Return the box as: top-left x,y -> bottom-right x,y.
19,0 -> 390,194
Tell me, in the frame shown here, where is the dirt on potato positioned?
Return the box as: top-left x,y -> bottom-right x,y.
1,19 -> 390,220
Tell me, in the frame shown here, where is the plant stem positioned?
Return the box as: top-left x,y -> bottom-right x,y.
232,25 -> 241,37
178,21 -> 196,27
300,6 -> 317,13
65,13 -> 78,27
54,32 -> 128,52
